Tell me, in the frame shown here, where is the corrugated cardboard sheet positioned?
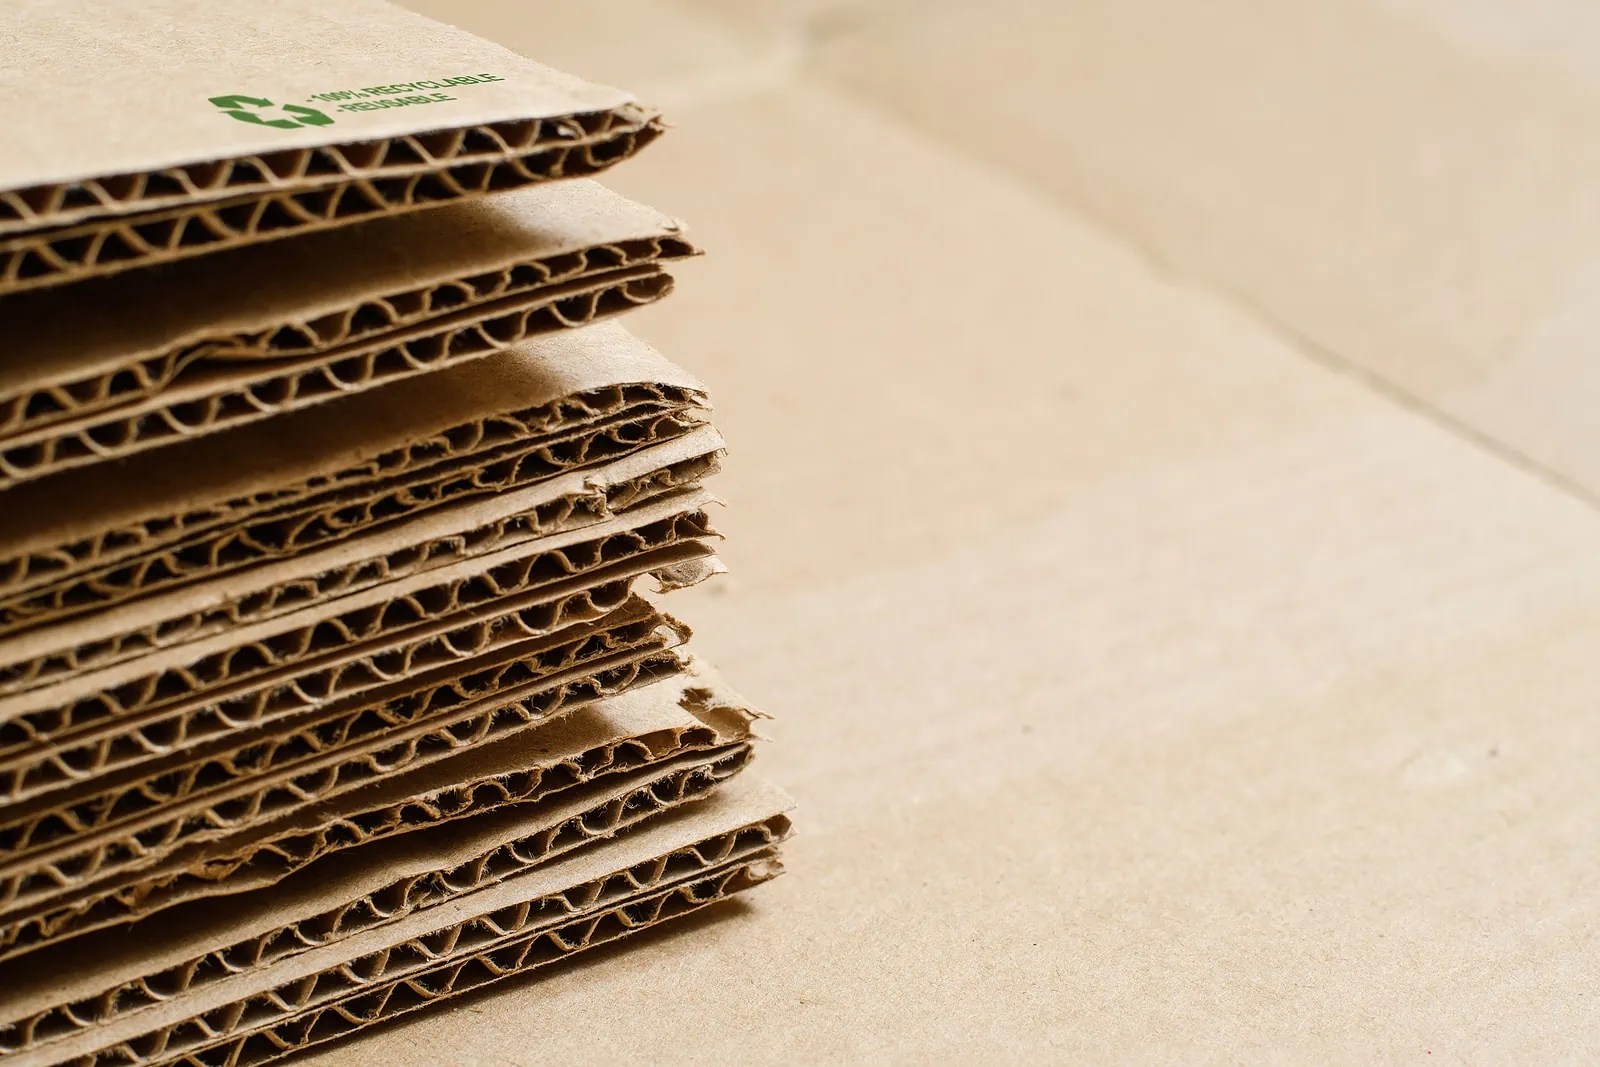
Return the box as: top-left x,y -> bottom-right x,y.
0,0 -> 664,293
0,184 -> 696,488
0,4 -> 790,1060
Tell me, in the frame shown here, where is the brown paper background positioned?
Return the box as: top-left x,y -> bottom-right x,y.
295,2 -> 1600,1063
2,0 -> 1590,1061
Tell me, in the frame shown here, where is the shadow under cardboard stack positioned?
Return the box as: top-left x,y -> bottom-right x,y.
0,3 -> 791,1064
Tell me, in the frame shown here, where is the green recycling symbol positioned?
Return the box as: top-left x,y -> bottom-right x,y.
209,94 -> 334,129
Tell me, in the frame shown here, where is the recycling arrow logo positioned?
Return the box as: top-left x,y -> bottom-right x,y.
209,95 -> 334,129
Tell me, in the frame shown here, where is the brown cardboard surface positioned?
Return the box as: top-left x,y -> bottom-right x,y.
793,0 -> 1600,506
297,3 -> 1600,1061
0,185 -> 694,489
0,0 -> 667,293
0,323 -> 710,632
0,666 -> 761,1044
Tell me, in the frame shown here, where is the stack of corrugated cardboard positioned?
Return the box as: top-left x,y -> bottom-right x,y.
0,2 -> 790,1064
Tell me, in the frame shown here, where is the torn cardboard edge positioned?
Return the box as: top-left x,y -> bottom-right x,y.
0,489 -> 719,761
0,496 -> 722,783
183,856 -> 778,1067
0,0 -> 636,221
16,775 -> 791,1067
0,425 -> 725,692
26,753 -> 760,1063
112,775 -> 791,1066
0,511 -> 722,807
0,480 -> 722,785
131,737 -> 755,935
0,320 -> 708,567
0,599 -> 683,877
133,855 -> 780,1067
0,641 -> 698,962
0,395 -> 708,637
0,597 -> 688,919
0,666 -> 764,1045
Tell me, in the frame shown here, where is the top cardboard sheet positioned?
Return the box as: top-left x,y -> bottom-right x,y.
0,0 -> 662,293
